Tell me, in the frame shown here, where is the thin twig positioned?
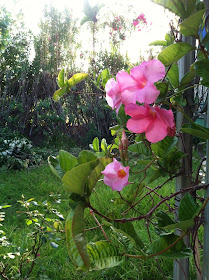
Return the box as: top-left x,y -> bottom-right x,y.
90,210 -> 111,242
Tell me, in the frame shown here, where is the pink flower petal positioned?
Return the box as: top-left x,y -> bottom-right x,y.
144,59 -> 165,83
105,78 -> 122,113
127,116 -> 151,134
145,117 -> 168,143
155,107 -> 175,128
121,88 -> 138,105
130,63 -> 147,82
135,82 -> 160,104
101,159 -> 129,191
124,103 -> 148,118
116,71 -> 138,92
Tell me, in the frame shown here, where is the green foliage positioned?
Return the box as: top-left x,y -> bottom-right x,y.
0,137 -> 44,170
53,70 -> 89,101
81,0 -> 105,25
87,241 -> 123,270
152,0 -> 201,19
179,9 -> 205,38
167,64 -> 179,88
156,193 -> 200,233
158,42 -> 195,66
65,204 -> 90,271
149,33 -> 174,47
149,234 -> 192,259
63,159 -> 99,196
181,122 -> 209,140
0,194 -> 64,279
195,59 -> 209,87
179,193 -> 200,222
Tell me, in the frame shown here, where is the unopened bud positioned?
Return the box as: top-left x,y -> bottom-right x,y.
122,130 -> 128,151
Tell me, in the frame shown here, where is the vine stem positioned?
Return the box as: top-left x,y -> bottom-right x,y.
123,232 -> 186,259
90,210 -> 111,242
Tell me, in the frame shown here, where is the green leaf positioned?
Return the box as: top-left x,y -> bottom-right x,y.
68,73 -> 88,88
101,69 -> 111,87
81,15 -> 91,25
26,219 -> 32,226
179,9 -> 205,38
179,193 -> 200,222
0,205 -> 11,209
110,125 -> 120,136
196,1 -> 206,11
48,155 -> 64,179
78,150 -> 98,164
149,234 -> 192,259
101,138 -> 108,153
156,210 -> 175,228
151,137 -> 178,158
155,82 -> 169,102
113,222 -> 145,249
167,64 -> 179,88
114,182 -> 145,205
165,33 -> 174,45
149,40 -> 168,46
63,159 -> 99,196
92,137 -> 100,152
128,142 -> 151,156
156,210 -> 194,231
87,157 -> 112,192
170,94 -> 187,107
57,69 -> 65,88
179,63 -> 195,86
161,219 -> 195,231
65,204 -> 90,271
158,42 -> 195,67
185,0 -> 196,16
107,144 -> 119,152
117,105 -> 129,125
195,59 -> 209,87
149,168 -> 165,184
152,0 -> 187,19
53,86 -> 68,102
59,150 -> 78,173
181,127 -> 209,139
87,241 -> 123,270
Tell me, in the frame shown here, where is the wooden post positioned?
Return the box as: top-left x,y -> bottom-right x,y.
173,36 -> 195,280
203,2 -> 209,279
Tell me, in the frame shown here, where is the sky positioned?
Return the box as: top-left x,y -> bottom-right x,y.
1,0 -> 175,62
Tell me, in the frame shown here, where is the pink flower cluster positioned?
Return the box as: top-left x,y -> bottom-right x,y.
132,13 -> 148,31
105,59 -> 176,144
111,16 -> 123,32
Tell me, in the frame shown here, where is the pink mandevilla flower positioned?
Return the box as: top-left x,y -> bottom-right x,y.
105,78 -> 122,114
101,158 -> 129,191
133,20 -> 139,26
125,103 -> 175,143
116,59 -> 165,105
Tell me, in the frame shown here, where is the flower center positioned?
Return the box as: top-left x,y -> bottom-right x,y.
117,169 -> 127,178
149,109 -> 156,117
138,76 -> 147,89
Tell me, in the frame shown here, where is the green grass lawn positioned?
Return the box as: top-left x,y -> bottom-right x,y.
0,161 -> 199,279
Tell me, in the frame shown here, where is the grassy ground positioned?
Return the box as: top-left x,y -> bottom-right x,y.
0,160 -> 199,279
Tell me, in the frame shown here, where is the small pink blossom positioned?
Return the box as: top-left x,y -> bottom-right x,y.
125,104 -> 175,143
116,59 -> 165,105
105,78 -> 122,114
101,158 -> 129,191
133,20 -> 138,26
